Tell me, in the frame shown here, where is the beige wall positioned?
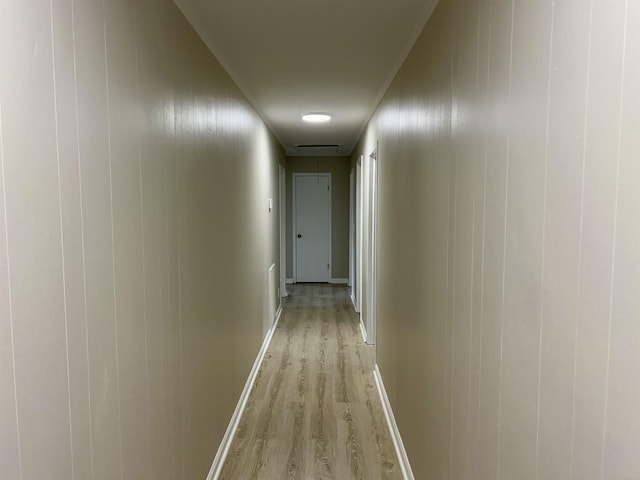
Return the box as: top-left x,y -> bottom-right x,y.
285,156 -> 350,280
0,1 -> 284,479
353,0 -> 640,478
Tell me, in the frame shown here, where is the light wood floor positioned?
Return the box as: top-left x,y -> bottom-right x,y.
219,283 -> 402,480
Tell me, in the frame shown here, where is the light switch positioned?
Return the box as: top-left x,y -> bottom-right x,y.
268,198 -> 273,212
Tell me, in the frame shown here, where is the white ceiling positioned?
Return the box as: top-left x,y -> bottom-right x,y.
174,0 -> 439,156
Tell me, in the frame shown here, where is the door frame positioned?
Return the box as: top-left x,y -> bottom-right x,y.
355,155 -> 363,313
366,146 -> 378,345
349,169 -> 355,292
292,172 -> 332,283
279,164 -> 287,298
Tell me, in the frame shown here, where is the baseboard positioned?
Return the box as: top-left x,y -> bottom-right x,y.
206,306 -> 284,480
373,365 -> 415,480
351,293 -> 361,314
358,317 -> 367,343
286,278 -> 348,285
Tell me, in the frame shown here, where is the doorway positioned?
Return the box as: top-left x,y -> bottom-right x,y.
292,173 -> 332,282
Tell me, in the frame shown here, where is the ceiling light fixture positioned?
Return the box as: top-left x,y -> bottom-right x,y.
302,113 -> 331,123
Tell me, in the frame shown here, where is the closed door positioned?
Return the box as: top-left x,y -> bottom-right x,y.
294,174 -> 331,282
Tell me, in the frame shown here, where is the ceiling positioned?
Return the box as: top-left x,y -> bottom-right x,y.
174,0 -> 439,156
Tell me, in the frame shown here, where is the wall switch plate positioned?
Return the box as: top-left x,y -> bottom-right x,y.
268,198 -> 273,212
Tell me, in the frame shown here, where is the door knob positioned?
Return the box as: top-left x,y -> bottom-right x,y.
297,234 -> 302,238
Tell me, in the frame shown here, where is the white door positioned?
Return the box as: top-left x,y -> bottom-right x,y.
294,174 -> 331,282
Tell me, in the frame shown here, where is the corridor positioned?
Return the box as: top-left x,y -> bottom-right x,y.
219,284 -> 400,480
2,0 -> 640,478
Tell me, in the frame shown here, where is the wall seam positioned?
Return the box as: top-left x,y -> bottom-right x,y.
0,56 -> 24,480
70,2 -> 95,476
568,1 -> 595,477
49,0 -> 76,477
534,2 -> 556,478
600,0 -> 629,476
132,7 -> 153,475
448,141 -> 458,480
466,201 -> 476,477
163,130 -> 176,478
175,90 -> 186,480
475,0 -> 493,465
496,1 -> 516,478
101,3 -> 124,478
466,1 -> 482,475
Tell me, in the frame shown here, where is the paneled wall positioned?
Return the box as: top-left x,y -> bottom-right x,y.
353,0 -> 640,478
0,1 -> 283,479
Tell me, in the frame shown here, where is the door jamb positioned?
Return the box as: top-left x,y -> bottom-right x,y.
356,155 -> 363,314
279,164 -> 287,298
366,145 -> 378,345
349,169 -> 355,292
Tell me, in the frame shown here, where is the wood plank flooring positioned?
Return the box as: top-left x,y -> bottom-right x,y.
219,283 -> 402,480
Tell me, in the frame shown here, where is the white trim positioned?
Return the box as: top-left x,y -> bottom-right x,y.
329,278 -> 349,284
286,278 -> 294,285
206,306 -> 284,480
365,145 -> 378,346
279,165 -> 288,298
275,304 -> 283,325
355,155 -> 363,314
349,169 -> 355,290
266,263 -> 277,336
373,365 -> 415,480
292,172 -> 332,283
358,319 -> 367,343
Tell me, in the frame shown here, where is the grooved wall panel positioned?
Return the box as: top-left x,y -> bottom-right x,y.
352,0 -> 640,478
0,0 -> 284,478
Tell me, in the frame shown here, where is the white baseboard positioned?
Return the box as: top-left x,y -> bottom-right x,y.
373,365 -> 415,480
358,316 -> 367,343
286,278 -> 348,285
206,305 -> 284,480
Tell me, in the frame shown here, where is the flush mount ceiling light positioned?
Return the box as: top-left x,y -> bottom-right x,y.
302,113 -> 331,123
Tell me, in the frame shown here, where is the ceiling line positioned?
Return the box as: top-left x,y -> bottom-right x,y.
173,0 -> 287,150
351,0 -> 440,152
173,0 -> 440,156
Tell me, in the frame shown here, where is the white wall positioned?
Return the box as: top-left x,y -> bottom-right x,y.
0,0 -> 283,478
353,0 -> 640,478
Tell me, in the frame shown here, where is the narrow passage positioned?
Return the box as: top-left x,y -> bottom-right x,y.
219,283 -> 402,480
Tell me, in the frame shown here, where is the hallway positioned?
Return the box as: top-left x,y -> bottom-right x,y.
2,0 -> 640,478
220,284 -> 401,480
